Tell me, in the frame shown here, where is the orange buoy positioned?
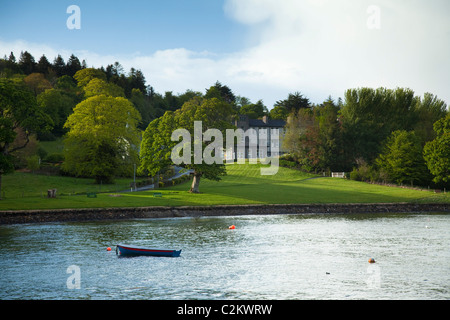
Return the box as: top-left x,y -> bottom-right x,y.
107,247 -> 112,251
368,258 -> 375,263
229,225 -> 236,230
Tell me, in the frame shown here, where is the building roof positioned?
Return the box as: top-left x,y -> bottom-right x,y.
249,118 -> 286,128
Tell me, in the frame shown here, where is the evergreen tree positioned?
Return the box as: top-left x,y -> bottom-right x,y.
53,55 -> 66,77
36,55 -> 52,75
18,51 -> 36,74
66,54 -> 82,77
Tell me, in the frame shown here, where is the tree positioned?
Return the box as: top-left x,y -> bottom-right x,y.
205,81 -> 236,105
316,97 -> 346,171
413,93 -> 448,144
269,105 -> 289,120
66,54 -> 82,77
53,55 -> 66,77
174,97 -> 234,193
340,87 -> 393,165
23,73 -> 52,96
18,51 -> 36,74
73,68 -> 107,88
376,130 -> 430,185
83,78 -> 125,98
130,88 -> 155,130
55,75 -> 78,92
0,52 -> 20,76
423,113 -> 450,185
239,100 -> 267,119
275,92 -> 310,113
128,68 -> 147,94
139,111 -> 178,187
0,78 -> 52,198
283,108 -> 323,172
8,52 -> 16,63
282,97 -> 345,173
37,88 -> 77,137
36,55 -> 52,75
139,97 -> 234,193
63,95 -> 141,183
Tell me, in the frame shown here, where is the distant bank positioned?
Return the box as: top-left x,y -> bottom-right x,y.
0,203 -> 448,225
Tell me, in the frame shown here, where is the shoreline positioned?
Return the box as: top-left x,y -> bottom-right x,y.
0,202 -> 448,225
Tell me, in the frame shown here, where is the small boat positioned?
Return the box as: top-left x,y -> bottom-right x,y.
116,244 -> 181,257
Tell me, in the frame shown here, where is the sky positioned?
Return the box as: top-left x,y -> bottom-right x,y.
0,0 -> 449,109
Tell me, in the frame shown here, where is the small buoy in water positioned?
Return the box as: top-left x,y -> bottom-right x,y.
107,247 -> 112,251
368,258 -> 376,263
229,225 -> 236,230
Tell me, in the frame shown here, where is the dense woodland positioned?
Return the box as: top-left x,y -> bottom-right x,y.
0,51 -> 449,196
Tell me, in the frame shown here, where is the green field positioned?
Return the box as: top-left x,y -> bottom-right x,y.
0,164 -> 448,211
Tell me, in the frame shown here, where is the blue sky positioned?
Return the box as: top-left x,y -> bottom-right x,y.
0,0 -> 245,54
1,0 -> 449,108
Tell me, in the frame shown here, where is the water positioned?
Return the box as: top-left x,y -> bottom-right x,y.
0,212 -> 449,300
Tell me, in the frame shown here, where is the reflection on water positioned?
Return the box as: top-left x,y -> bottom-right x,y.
0,212 -> 449,300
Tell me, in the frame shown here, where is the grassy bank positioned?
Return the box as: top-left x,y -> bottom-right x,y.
0,164 -> 449,211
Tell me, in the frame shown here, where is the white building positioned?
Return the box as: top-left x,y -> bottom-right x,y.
224,115 -> 287,161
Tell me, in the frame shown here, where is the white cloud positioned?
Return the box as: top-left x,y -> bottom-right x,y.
222,0 -> 450,106
1,0 -> 449,108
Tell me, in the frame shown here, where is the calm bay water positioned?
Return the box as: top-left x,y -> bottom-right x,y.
0,212 -> 448,300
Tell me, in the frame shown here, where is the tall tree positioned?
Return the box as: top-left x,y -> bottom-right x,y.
174,97 -> 234,193
23,73 -> 52,96
269,105 -> 289,120
128,68 -> 147,93
52,55 -> 66,77
73,68 -> 107,88
139,111 -> 178,187
130,88 -> 155,130
275,92 -> 310,113
36,55 -> 52,75
316,97 -> 346,171
66,54 -> 82,77
140,97 -> 234,193
83,78 -> 125,98
18,51 -> 36,75
423,113 -> 450,186
63,95 -> 141,183
37,88 -> 77,137
340,87 -> 393,165
376,130 -> 430,185
239,100 -> 268,119
413,93 -> 448,144
0,79 -> 52,198
205,81 -> 236,105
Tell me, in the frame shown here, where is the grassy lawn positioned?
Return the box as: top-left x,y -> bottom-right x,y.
1,172 -> 133,198
0,164 -> 448,211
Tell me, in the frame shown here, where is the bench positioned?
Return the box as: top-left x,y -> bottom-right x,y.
87,192 -> 97,198
332,172 -> 346,178
153,192 -> 162,197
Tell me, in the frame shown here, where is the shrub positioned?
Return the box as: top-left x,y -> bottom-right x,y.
27,155 -> 40,172
45,153 -> 65,163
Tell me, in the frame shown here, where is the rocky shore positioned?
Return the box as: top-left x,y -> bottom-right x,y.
0,203 -> 448,225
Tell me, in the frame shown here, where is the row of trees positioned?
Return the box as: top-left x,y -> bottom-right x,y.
283,88 -> 449,188
1,52 -> 291,133
1,50 -> 448,197
0,51 -> 280,194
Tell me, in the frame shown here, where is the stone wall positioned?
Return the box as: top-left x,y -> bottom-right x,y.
0,203 -> 448,225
